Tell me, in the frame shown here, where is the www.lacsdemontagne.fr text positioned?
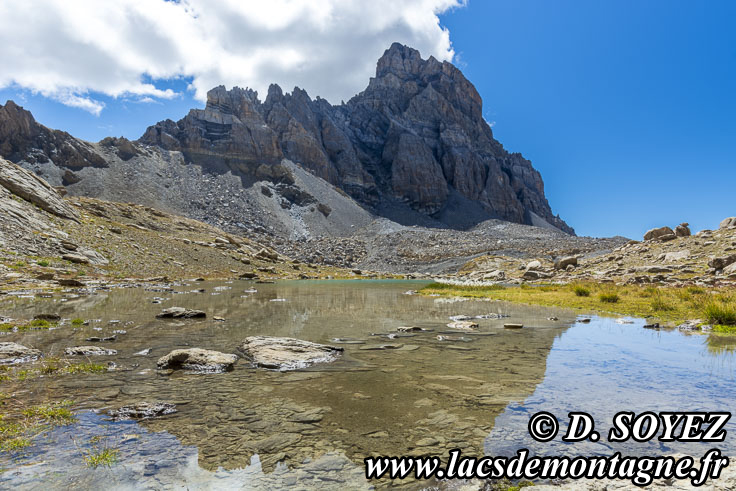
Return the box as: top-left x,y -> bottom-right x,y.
364,449 -> 729,486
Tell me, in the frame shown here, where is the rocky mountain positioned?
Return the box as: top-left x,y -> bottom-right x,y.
0,43 -> 574,261
140,43 -> 572,233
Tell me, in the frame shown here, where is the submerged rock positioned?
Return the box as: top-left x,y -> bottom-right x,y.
64,346 -> 117,356
446,320 -> 479,330
503,323 -> 524,329
109,402 -> 177,420
238,336 -> 343,370
155,307 -> 206,319
359,343 -> 404,351
0,342 -> 41,364
157,348 -> 237,372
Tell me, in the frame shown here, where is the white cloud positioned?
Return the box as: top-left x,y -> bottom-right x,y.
0,0 -> 466,114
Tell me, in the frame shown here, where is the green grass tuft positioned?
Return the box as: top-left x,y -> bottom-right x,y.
599,293 -> 620,303
702,300 -> 736,326
71,318 -> 85,326
573,285 -> 590,297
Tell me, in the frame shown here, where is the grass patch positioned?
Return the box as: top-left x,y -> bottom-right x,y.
36,260 -> 50,267
573,285 -> 590,297
419,282 -> 736,326
650,295 -> 675,312
78,435 -> 119,469
64,363 -> 106,375
22,401 -> 76,425
424,282 -> 506,293
701,296 -> 736,326
1,400 -> 77,454
83,445 -> 118,468
599,293 -> 620,303
71,318 -> 85,326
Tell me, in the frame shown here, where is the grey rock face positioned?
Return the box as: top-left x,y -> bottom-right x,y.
238,336 -> 343,370
157,348 -> 238,372
720,217 -> 736,229
0,157 -> 79,221
0,101 -> 106,169
139,43 -> 572,233
0,342 -> 41,364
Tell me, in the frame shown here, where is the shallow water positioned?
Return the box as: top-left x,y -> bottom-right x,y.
0,280 -> 734,489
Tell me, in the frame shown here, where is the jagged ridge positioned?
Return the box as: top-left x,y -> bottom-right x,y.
139,43 -> 573,234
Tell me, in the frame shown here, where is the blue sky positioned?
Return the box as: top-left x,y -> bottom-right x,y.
1,0 -> 734,238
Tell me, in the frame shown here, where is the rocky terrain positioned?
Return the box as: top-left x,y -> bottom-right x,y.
450,220 -> 736,288
0,156 -> 357,289
0,43 -> 589,277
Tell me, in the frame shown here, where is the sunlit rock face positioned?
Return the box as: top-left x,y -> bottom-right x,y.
139,43 -> 573,234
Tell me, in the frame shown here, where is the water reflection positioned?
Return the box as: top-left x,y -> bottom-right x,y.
0,280 -> 571,488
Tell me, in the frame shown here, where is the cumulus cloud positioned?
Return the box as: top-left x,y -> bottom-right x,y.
0,0 -> 465,114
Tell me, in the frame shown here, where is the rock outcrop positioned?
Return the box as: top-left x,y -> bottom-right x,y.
644,226 -> 676,242
157,348 -> 238,372
0,157 -> 79,221
0,342 -> 41,364
139,43 -> 572,233
0,100 -> 106,169
238,336 -> 343,370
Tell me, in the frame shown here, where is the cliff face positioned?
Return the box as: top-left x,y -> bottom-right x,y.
0,101 -> 107,170
140,43 -> 573,234
0,43 -> 572,234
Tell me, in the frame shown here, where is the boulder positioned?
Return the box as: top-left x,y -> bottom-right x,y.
720,217 -> 736,229
109,402 -> 177,420
674,223 -> 691,237
482,270 -> 505,281
525,260 -> 542,271
0,342 -> 41,364
64,346 -> 117,356
62,253 -> 90,264
157,348 -> 238,372
663,250 -> 690,263
643,226 -> 675,241
255,248 -> 279,262
708,255 -> 736,271
725,263 -> 736,277
34,313 -> 61,321
156,307 -> 206,319
446,320 -> 479,330
238,336 -> 343,370
554,256 -> 578,270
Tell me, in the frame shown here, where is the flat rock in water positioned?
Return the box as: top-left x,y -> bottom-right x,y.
239,336 -> 343,370
359,343 -> 404,351
330,338 -> 365,345
109,402 -> 177,420
156,307 -> 206,319
503,323 -> 524,329
448,315 -> 472,321
396,326 -> 432,332
0,342 -> 41,364
64,346 -> 117,356
446,320 -> 479,330
157,348 -> 237,372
